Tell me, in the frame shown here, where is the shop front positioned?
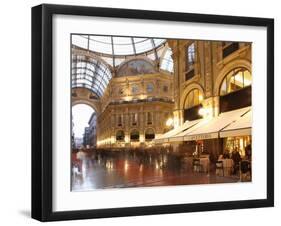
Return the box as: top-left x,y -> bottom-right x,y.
154,106 -> 252,159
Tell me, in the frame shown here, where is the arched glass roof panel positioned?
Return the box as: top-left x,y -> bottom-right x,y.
133,38 -> 153,53
113,38 -> 135,55
160,48 -> 174,73
88,36 -> 112,54
153,38 -> 166,46
72,55 -> 112,97
72,35 -> 88,49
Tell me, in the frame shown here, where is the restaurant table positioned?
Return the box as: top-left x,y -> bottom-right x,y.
199,157 -> 210,173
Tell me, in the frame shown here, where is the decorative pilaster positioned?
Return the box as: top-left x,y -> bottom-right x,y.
204,41 -> 213,98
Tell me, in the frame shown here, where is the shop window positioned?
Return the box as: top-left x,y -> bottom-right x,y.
116,130 -> 125,141
130,130 -> 139,141
224,136 -> 251,157
145,128 -> 155,141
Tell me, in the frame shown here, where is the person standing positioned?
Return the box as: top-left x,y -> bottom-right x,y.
231,147 -> 241,174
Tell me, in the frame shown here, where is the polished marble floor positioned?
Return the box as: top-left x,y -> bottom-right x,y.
71,150 -> 240,191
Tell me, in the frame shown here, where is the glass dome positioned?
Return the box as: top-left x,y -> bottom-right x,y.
72,35 -> 166,67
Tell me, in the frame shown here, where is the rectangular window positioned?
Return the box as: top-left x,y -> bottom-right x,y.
185,69 -> 195,80
147,112 -> 152,125
131,113 -> 138,126
117,115 -> 122,126
222,42 -> 239,58
185,42 -> 196,81
187,42 -> 195,68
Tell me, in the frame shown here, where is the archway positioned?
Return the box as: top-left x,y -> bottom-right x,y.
72,104 -> 96,149
145,128 -> 155,141
116,130 -> 125,141
130,129 -> 140,142
72,87 -> 101,114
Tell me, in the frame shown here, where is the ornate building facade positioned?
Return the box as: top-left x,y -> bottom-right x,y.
97,72 -> 174,148
169,40 -> 251,124
167,39 -> 252,156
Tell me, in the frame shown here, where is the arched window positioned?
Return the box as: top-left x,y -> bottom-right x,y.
116,130 -> 125,141
145,128 -> 155,141
184,89 -> 203,109
220,68 -> 252,96
130,130 -> 140,141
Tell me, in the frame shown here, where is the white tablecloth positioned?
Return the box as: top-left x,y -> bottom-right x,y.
217,159 -> 233,176
199,157 -> 210,173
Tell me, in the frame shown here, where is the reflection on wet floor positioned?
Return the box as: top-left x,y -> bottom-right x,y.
71,150 -> 240,191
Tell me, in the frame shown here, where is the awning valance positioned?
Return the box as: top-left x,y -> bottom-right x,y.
167,107 -> 251,142
154,107 -> 252,144
154,119 -> 201,144
183,107 -> 251,141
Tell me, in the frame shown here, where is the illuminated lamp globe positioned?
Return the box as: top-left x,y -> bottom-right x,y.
198,108 -> 205,116
166,118 -> 173,127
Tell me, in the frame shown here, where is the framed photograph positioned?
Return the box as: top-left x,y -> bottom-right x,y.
31,4 -> 274,221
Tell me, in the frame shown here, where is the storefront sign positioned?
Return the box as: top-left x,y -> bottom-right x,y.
184,132 -> 218,141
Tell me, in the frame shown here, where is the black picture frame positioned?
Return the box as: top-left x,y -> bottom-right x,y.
31,4 -> 274,222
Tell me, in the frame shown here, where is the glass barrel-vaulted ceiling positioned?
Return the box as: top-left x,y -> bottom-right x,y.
160,48 -> 173,73
72,35 -> 166,67
72,55 -> 112,97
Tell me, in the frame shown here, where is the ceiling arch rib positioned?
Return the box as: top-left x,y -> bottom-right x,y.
72,55 -> 112,98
